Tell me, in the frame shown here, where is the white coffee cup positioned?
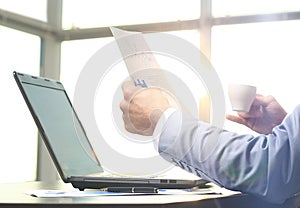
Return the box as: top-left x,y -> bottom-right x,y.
228,84 -> 256,112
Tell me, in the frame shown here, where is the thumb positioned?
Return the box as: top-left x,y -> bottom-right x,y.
122,81 -> 141,101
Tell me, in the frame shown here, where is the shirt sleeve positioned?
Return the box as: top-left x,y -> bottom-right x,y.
158,105 -> 300,204
152,108 -> 177,151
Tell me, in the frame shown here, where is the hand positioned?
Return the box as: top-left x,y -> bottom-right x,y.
120,81 -> 171,136
226,94 -> 287,134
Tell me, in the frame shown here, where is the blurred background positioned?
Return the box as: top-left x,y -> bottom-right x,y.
1,0 -> 300,183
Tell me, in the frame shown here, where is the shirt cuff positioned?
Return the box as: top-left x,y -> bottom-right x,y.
152,108 -> 177,151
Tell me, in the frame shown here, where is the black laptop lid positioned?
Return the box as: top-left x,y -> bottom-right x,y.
14,72 -> 103,181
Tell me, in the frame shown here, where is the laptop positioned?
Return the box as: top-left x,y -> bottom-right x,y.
14,71 -> 206,191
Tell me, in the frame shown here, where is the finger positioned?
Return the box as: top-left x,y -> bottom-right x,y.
237,106 -> 262,119
122,114 -> 135,133
226,114 -> 247,126
251,94 -> 264,106
121,80 -> 134,90
119,100 -> 129,113
121,106 -> 135,131
121,81 -> 140,100
253,94 -> 275,107
120,100 -> 142,134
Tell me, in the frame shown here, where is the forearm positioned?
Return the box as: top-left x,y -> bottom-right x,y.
158,106 -> 300,204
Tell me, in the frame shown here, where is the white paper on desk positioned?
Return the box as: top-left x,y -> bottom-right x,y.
158,188 -> 221,195
25,190 -> 146,198
26,188 -> 219,198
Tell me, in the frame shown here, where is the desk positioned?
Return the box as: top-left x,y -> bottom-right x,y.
0,181 -> 299,208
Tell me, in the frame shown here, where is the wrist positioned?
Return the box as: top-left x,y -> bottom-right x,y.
153,108 -> 177,136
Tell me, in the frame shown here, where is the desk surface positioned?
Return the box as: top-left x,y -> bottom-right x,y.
0,181 -> 299,208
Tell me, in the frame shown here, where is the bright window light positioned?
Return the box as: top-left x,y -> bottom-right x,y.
62,0 -> 200,29
60,38 -> 114,99
211,20 -> 300,134
213,0 -> 300,17
0,0 -> 47,21
0,26 -> 40,182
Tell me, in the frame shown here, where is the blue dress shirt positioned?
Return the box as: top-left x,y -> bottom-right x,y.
158,105 -> 300,204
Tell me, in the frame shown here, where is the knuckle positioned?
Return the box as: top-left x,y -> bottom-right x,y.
124,90 -> 132,101
119,101 -> 127,112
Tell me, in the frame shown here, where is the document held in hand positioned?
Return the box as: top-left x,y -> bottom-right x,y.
110,27 -> 170,89
110,27 -> 199,117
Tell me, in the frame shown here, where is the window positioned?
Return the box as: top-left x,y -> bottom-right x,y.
0,0 -> 47,21
0,26 -> 40,182
62,0 -> 200,29
61,38 -> 114,98
213,0 -> 300,17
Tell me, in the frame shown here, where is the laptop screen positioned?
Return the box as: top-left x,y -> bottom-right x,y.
18,74 -> 103,178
